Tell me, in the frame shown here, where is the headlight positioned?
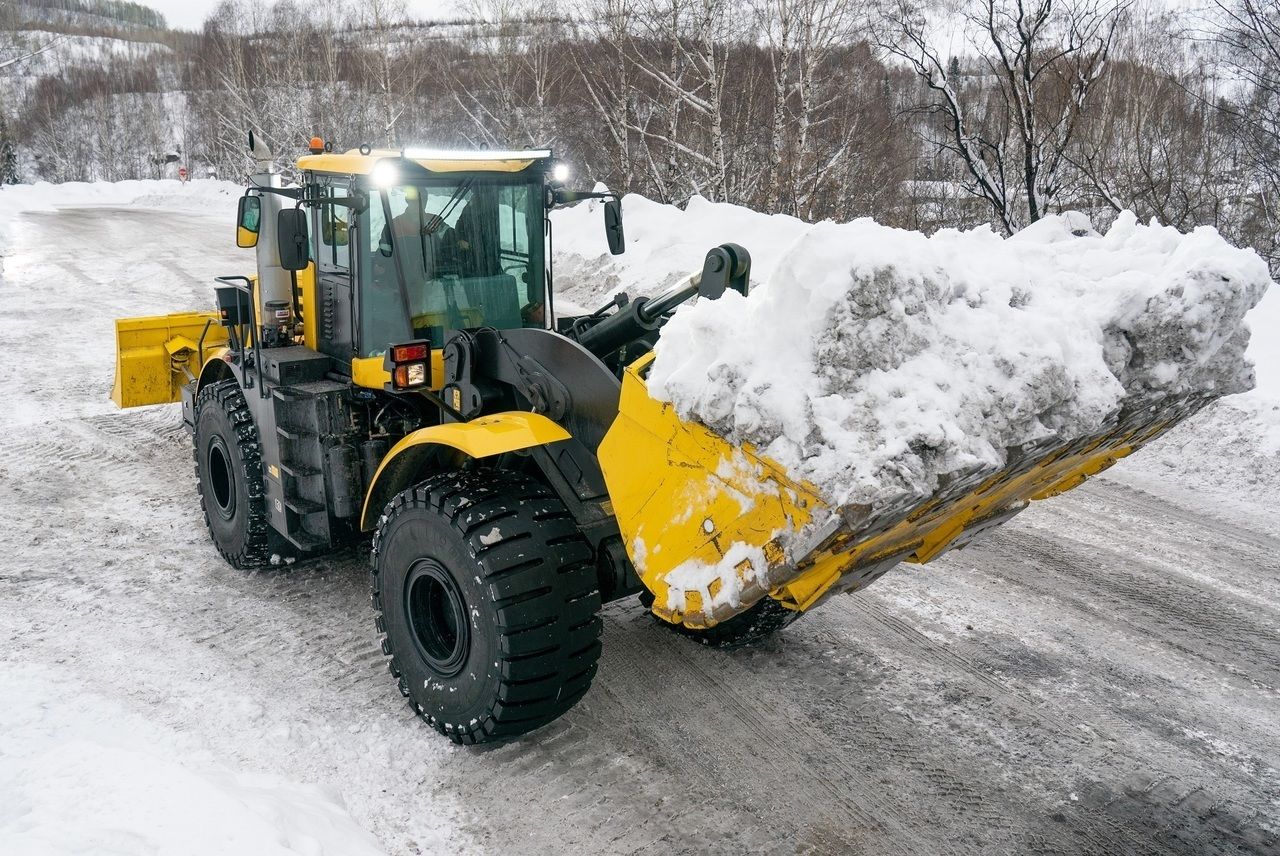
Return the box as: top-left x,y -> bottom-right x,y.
371,162 -> 399,188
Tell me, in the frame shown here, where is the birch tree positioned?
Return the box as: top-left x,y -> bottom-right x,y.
1194,0 -> 1280,271
879,0 -> 1129,232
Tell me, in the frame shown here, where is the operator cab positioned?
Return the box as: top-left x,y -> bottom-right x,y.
236,143 -> 625,393
357,156 -> 550,356
290,148 -> 561,367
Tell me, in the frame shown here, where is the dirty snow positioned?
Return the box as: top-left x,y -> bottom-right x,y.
555,195 -> 1274,506
645,212 -> 1270,511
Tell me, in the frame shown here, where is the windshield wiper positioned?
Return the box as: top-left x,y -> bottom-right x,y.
426,178 -> 474,236
378,190 -> 415,332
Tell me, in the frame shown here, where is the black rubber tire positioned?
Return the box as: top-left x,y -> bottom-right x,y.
371,468 -> 603,744
193,379 -> 274,569
641,591 -> 800,650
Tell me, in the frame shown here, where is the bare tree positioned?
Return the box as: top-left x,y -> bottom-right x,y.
1192,0 -> 1280,271
620,0 -> 739,202
570,0 -> 640,186
879,0 -> 1129,233
450,0 -> 570,148
357,0 -> 426,147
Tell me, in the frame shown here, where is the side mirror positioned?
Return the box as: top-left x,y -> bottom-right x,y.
604,199 -> 625,255
236,195 -> 260,248
277,208 -> 310,271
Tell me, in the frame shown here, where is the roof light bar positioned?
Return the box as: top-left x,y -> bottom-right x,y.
401,147 -> 552,161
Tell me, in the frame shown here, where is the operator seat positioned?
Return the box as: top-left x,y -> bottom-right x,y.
464,274 -> 523,330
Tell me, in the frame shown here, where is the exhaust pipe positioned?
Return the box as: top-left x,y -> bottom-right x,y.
247,130 -> 295,329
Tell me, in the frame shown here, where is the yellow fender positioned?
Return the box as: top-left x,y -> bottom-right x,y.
359,412 -> 571,531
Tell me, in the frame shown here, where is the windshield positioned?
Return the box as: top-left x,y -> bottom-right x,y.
359,176 -> 546,357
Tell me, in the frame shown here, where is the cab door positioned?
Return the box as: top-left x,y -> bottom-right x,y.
312,181 -> 355,361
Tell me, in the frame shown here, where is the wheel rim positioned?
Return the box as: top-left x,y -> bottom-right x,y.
206,437 -> 236,520
405,560 -> 470,677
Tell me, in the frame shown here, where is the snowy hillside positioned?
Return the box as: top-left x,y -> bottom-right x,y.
9,29 -> 169,74
1,181 -> 1277,855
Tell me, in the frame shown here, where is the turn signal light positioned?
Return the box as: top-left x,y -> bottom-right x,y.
384,339 -> 431,392
393,363 -> 427,389
391,343 -> 429,363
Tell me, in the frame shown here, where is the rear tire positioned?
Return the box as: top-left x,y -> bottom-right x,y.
371,469 -> 603,744
194,379 -> 275,569
641,591 -> 800,650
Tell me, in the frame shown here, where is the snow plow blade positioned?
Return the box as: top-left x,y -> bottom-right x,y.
599,353 -> 1210,629
111,311 -> 227,408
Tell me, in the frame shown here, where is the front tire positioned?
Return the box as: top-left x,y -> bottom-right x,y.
194,379 -> 274,569
372,469 -> 603,744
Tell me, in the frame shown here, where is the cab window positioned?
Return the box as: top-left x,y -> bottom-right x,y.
359,191 -> 412,357
356,177 -> 544,357
318,184 -> 350,272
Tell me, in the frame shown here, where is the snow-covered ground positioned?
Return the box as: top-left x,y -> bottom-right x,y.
1,181 -> 1277,854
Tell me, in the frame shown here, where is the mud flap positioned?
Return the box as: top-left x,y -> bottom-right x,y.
112,311 -> 228,408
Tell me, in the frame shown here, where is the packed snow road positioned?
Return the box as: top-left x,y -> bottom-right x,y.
1,197 -> 1277,855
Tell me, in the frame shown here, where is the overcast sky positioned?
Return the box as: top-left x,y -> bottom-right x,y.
139,0 -> 461,30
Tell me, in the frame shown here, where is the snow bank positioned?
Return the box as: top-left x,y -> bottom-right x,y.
0,663 -> 388,856
1245,272 -> 1280,400
0,179 -> 241,253
640,211 -> 1271,511
0,178 -> 241,214
0,179 -> 242,287
551,194 -> 812,311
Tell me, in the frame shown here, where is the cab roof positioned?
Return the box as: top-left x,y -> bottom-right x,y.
296,147 -> 552,176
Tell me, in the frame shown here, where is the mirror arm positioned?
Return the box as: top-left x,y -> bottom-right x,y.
548,188 -> 617,209
245,184 -> 304,200
297,192 -> 368,213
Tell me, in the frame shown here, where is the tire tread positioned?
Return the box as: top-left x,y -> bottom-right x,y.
371,468 -> 604,744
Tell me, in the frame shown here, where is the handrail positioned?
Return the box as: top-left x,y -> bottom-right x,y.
214,275 -> 263,394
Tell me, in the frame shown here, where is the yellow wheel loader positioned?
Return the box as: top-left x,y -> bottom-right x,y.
113,135 -> 1207,744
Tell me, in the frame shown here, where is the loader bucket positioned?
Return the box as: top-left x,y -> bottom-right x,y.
598,353 -> 1211,629
111,311 -> 228,408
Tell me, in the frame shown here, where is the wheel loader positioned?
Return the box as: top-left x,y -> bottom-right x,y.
112,134 -> 1207,743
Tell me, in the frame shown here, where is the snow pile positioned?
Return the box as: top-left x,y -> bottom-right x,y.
645,211 -> 1272,512
0,662 -> 388,856
551,193 -> 812,311
1243,272 -> 1280,401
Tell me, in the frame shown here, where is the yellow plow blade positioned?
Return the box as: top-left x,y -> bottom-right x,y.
111,311 -> 227,408
599,354 -> 1211,629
